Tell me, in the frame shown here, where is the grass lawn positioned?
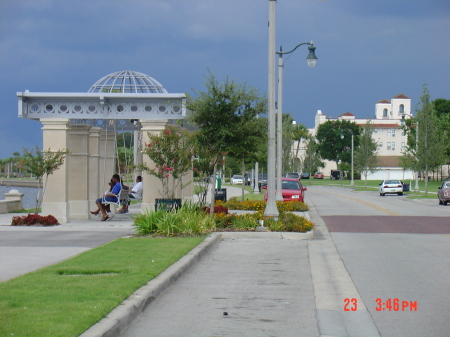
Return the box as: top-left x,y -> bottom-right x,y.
301,178 -> 441,196
12,207 -> 42,214
0,237 -> 204,337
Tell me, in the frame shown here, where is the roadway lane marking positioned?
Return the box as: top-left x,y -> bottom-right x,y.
322,191 -> 401,216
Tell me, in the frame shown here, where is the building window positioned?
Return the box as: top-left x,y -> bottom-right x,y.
378,142 -> 383,148
387,129 -> 392,136
401,142 -> 406,151
391,142 -> 395,150
379,128 -> 383,134
399,104 -> 404,114
374,128 -> 378,133
383,109 -> 388,117
392,129 -> 396,137
387,142 -> 391,150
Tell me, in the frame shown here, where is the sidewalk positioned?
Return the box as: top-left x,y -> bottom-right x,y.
121,234 -> 320,337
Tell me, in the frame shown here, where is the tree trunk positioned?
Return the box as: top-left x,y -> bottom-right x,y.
241,158 -> 245,202
210,159 -> 217,218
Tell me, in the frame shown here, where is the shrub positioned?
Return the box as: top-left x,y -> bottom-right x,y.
133,209 -> 164,235
219,199 -> 309,212
202,205 -> 229,215
213,213 -> 233,228
231,214 -> 259,230
132,202 -> 216,236
11,214 -> 59,226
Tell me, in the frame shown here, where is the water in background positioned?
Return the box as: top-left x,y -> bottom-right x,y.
0,186 -> 39,209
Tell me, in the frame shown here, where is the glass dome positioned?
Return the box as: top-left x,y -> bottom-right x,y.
88,70 -> 168,94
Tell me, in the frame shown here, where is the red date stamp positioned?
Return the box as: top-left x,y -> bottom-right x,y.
344,298 -> 418,311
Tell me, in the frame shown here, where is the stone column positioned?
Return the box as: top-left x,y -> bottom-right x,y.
88,127 -> 101,210
99,128 -> 116,191
140,119 -> 169,211
67,124 -> 91,219
40,118 -> 70,223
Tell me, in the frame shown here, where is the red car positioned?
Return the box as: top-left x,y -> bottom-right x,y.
263,178 -> 307,202
314,172 -> 324,179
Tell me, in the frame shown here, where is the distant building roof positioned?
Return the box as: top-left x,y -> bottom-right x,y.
376,156 -> 403,168
392,94 -> 410,99
339,112 -> 355,117
377,99 -> 390,104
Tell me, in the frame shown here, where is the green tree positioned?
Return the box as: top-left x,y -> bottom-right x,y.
415,85 -> 446,195
228,117 -> 266,201
433,98 -> 450,160
22,146 -> 70,214
187,73 -> 266,214
316,119 -> 361,170
354,121 -> 379,188
302,137 -> 324,179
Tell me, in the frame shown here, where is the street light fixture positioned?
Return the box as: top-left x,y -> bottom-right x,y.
275,41 -> 317,201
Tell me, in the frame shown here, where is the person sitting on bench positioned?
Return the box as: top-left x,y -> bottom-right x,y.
118,176 -> 142,213
93,174 -> 121,221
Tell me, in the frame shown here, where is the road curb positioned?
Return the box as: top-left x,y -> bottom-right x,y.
79,233 -> 221,337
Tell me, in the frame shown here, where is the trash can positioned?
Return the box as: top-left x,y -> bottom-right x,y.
215,178 -> 222,189
402,184 -> 410,192
214,188 -> 227,202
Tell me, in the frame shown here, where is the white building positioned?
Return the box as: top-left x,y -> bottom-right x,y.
297,94 -> 415,180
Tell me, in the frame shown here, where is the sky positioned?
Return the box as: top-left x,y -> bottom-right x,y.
0,0 -> 449,158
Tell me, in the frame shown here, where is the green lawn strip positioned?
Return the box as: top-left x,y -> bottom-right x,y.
0,237 -> 204,337
11,207 -> 42,214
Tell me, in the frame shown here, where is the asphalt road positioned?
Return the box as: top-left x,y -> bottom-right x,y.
306,185 -> 450,337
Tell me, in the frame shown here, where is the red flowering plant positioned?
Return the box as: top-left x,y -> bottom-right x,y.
141,126 -> 193,199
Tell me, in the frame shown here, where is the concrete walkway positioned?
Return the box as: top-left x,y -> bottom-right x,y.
121,235 -> 320,337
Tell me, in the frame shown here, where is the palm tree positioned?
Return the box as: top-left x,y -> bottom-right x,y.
291,124 -> 309,171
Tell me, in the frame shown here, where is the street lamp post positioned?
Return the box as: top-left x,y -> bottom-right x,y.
341,130 -> 354,186
275,42 -> 317,201
264,0 -> 278,217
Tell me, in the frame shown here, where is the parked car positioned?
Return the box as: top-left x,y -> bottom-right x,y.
438,180 -> 450,205
379,179 -> 404,196
230,175 -> 243,185
285,172 -> 300,179
263,178 -> 307,202
300,172 -> 310,179
314,172 -> 324,179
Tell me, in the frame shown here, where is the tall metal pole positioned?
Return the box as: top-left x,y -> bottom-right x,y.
254,162 -> 260,194
276,49 -> 284,201
264,0 -> 279,218
351,133 -> 354,186
414,121 -> 420,192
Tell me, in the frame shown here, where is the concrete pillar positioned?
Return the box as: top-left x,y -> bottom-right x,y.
140,120 -> 169,211
41,118 -> 70,223
88,127 -> 101,209
99,128 -> 116,192
67,124 -> 91,219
